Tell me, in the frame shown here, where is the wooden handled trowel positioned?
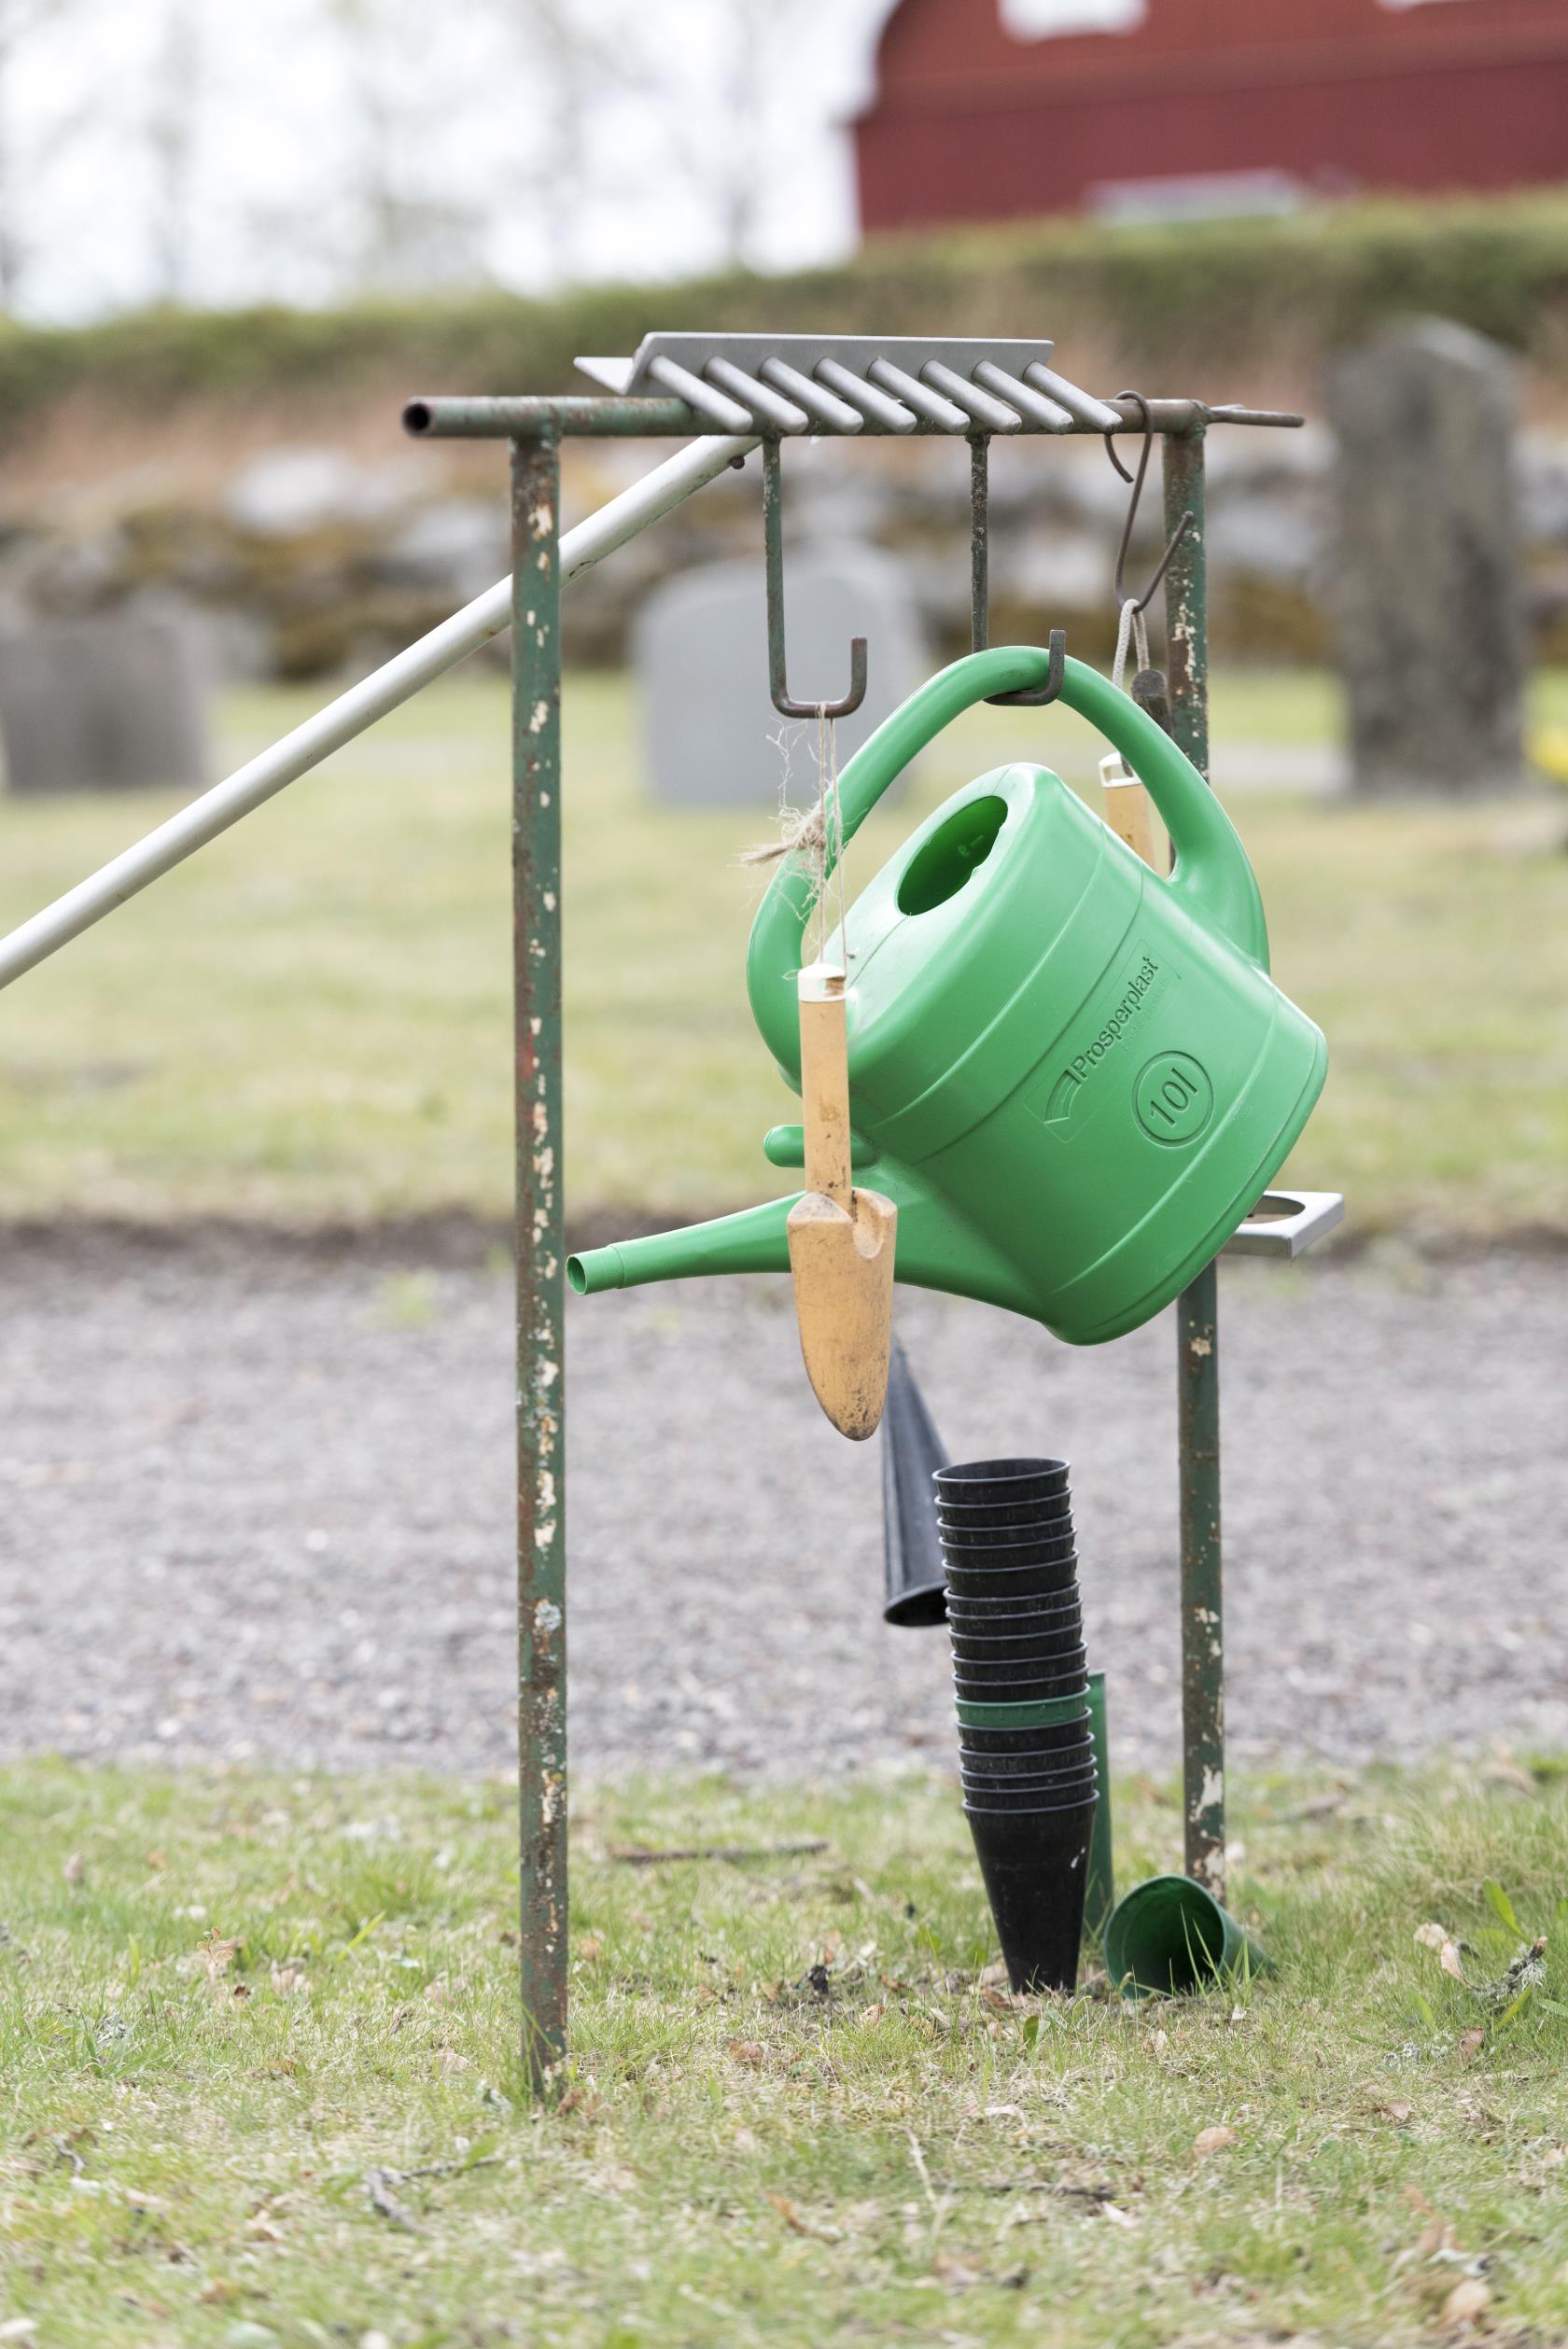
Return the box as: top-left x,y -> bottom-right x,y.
787,962 -> 897,1440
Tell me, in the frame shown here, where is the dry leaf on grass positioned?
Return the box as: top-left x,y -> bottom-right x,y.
1442,2278 -> 1491,2328
577,1934 -> 604,1961
1458,2028 -> 1486,2063
63,1853 -> 84,1886
765,2189 -> 841,2243
197,1932 -> 240,1981
1194,2126 -> 1238,2156
932,2251 -> 982,2289
1415,1923 -> 1449,1951
727,2039 -> 765,2065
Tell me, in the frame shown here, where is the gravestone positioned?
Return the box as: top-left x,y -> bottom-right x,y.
0,612 -> 212,798
634,542 -> 929,809
1326,320 -> 1523,796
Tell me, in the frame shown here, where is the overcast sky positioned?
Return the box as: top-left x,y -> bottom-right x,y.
6,0 -> 1154,324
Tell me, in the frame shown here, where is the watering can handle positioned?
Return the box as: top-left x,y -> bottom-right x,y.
748,646 -> 1269,1079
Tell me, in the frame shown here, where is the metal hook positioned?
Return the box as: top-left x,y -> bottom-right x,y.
1104,390 -> 1193,615
762,438 -> 867,720
968,435 -> 1068,707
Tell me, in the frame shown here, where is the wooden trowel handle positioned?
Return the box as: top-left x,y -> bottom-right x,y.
797,962 -> 853,1207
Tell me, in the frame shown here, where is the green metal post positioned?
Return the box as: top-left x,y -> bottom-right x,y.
511,431 -> 568,2086
1085,1670 -> 1114,1942
1161,426 -> 1225,1902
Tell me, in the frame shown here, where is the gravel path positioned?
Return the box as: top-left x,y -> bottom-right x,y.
1,1229 -> 1563,1782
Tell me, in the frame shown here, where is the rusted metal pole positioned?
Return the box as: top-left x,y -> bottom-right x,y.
1161,426 -> 1225,1902
511,431 -> 568,2086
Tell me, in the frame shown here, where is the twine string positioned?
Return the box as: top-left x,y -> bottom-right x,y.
1111,596 -> 1151,697
740,702 -> 848,969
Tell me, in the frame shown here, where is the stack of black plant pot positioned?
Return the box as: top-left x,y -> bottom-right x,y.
935,1457 -> 1098,1994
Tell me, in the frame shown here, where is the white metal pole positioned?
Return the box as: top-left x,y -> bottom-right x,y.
0,432 -> 757,992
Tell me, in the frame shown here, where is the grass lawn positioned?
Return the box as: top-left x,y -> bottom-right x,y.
1,1759 -> 1567,2345
0,669 -> 1566,1236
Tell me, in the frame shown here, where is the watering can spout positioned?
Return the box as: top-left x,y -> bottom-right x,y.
567,1164 -> 1037,1319
567,1195 -> 793,1297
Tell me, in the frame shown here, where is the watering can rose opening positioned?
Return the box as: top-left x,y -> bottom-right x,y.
567,647 -> 1327,1346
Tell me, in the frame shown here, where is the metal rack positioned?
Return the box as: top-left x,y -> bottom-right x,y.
0,330 -> 1339,2091
402,333 -> 1337,2086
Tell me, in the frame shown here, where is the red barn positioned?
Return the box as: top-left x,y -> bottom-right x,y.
853,0 -> 1568,234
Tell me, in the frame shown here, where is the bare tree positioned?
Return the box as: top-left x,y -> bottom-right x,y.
0,0 -> 87,308
146,0 -> 200,305
329,0 -> 488,294
642,0 -> 834,272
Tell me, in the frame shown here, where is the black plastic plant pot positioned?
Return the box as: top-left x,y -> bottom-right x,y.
962,1786 -> 1099,1821
880,1340 -> 949,1629
958,1729 -> 1096,1774
938,1506 -> 1074,1539
947,1621 -> 1084,1656
948,1623 -> 1085,1664
961,1771 -> 1099,1807
934,1490 -> 1077,1533
965,1791 -> 1097,1993
942,1555 -> 1080,1601
945,1587 -> 1081,1625
936,1507 -> 1073,1551
960,1763 -> 1099,1802
952,1647 -> 1088,1692
945,1578 -> 1081,1615
937,1525 -> 1076,1564
935,1458 -> 1070,1503
953,1676 -> 1089,1710
937,1498 -> 1073,1541
965,1788 -> 1100,1823
959,1714 -> 1091,1756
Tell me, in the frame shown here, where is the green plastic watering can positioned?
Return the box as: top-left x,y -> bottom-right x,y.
569,647 -> 1326,1344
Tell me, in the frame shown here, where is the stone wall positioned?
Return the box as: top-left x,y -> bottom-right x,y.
2,420 -> 1564,687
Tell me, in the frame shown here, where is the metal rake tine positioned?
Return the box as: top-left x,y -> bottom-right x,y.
814,358 -> 917,434
759,357 -> 864,434
867,357 -> 971,432
921,359 -> 1021,434
704,357 -> 809,436
645,354 -> 753,433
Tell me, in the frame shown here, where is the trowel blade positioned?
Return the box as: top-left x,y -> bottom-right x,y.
786,1187 -> 897,1441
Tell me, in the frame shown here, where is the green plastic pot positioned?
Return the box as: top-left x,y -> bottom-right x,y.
1102,1873 -> 1271,1998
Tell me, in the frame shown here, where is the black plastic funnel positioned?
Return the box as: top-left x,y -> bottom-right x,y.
881,1339 -> 949,1628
